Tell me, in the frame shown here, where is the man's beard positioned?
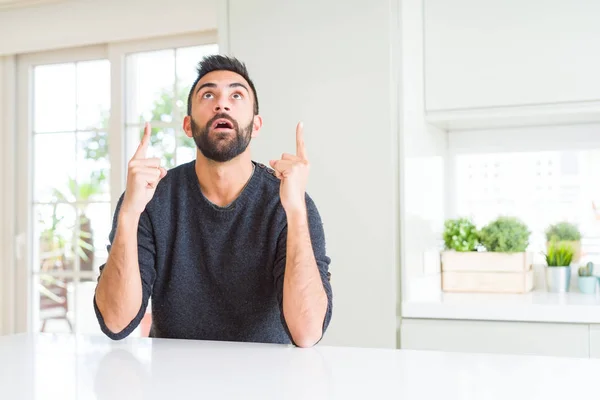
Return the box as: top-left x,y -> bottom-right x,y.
191,114 -> 253,162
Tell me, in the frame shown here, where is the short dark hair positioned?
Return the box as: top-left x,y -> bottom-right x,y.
186,55 -> 259,116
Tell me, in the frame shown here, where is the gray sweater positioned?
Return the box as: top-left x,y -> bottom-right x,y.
93,160 -> 333,345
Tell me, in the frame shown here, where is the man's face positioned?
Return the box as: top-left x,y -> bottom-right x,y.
184,70 -> 260,163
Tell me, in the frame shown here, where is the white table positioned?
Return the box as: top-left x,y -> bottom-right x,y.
1,333 -> 599,399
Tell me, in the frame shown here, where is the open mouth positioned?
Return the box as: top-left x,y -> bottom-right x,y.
212,118 -> 234,130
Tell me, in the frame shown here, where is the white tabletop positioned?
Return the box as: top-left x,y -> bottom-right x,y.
1,333 -> 599,400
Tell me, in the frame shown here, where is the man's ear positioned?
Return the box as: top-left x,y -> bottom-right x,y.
183,116 -> 192,138
251,115 -> 263,138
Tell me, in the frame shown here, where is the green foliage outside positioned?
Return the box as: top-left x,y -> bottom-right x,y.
42,85 -> 192,274
83,82 -> 195,168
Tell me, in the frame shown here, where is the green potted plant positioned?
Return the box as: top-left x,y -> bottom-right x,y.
443,217 -> 480,252
478,216 -> 530,254
441,216 -> 533,293
545,222 -> 582,262
543,240 -> 575,293
578,262 -> 596,294
440,217 -> 481,271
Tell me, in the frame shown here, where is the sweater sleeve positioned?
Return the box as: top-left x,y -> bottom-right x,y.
93,194 -> 157,340
273,194 -> 333,346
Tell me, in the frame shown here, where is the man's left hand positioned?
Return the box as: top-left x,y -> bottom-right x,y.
269,122 -> 310,215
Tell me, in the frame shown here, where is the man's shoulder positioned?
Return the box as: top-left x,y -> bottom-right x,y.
254,161 -> 280,184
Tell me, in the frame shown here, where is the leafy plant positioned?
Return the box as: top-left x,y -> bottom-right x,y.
50,172 -> 105,265
479,216 -> 530,253
545,221 -> 581,242
579,262 -> 595,277
544,241 -> 575,267
443,217 -> 479,252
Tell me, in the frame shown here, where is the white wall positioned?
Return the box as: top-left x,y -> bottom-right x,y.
0,55 -> 16,335
222,0 -> 401,348
424,0 -> 600,111
0,0 -> 218,55
0,57 -> 4,333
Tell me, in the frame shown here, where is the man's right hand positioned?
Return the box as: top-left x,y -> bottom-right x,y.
121,122 -> 167,215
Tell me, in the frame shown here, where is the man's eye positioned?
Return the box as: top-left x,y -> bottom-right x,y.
232,93 -> 243,100
202,93 -> 214,99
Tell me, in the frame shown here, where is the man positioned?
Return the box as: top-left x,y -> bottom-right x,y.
93,55 -> 333,348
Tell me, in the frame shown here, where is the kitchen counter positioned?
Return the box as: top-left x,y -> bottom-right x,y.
403,289 -> 600,323
1,332 -> 600,399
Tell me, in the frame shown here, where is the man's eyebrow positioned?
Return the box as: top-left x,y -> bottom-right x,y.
229,82 -> 250,93
195,82 -> 250,95
196,82 -> 217,94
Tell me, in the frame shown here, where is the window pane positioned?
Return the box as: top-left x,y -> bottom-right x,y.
36,276 -> 107,335
74,280 -> 105,335
126,49 -> 175,124
175,44 -> 219,119
176,133 -> 197,166
127,125 -> 176,169
77,60 -> 110,130
35,204 -> 76,274
79,202 -> 111,276
36,274 -> 74,334
77,131 -> 110,202
33,133 -> 77,203
34,63 -> 77,133
455,149 -> 600,264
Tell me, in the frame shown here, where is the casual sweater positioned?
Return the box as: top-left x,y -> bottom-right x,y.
93,160 -> 333,345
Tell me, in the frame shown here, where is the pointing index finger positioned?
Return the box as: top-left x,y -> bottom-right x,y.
133,122 -> 151,159
296,121 -> 307,160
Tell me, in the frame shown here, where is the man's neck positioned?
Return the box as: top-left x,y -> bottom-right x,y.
194,151 -> 255,207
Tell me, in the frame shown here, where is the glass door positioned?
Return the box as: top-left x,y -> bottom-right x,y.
17,46 -> 112,334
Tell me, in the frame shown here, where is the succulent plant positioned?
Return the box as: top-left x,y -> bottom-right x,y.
579,262 -> 595,277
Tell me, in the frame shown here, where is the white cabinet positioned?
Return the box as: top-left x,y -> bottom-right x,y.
424,0 -> 600,113
590,325 -> 600,358
401,319 -> 590,358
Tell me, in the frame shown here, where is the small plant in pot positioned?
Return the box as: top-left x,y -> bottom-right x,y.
578,262 -> 597,294
543,240 -> 575,293
545,221 -> 582,262
443,217 -> 480,252
479,216 -> 530,254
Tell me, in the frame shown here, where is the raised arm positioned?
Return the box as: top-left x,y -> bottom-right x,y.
269,122 -> 332,347
94,123 -> 167,337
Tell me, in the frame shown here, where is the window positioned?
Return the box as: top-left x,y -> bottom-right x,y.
23,54 -> 112,335
16,33 -> 218,335
124,44 -> 219,168
454,149 -> 600,264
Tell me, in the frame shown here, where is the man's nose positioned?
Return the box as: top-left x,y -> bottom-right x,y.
214,98 -> 231,112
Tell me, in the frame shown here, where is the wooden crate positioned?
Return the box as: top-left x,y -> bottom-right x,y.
441,251 -> 534,293
441,251 -> 532,272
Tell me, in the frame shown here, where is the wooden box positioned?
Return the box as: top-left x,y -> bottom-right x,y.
441,251 -> 534,294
